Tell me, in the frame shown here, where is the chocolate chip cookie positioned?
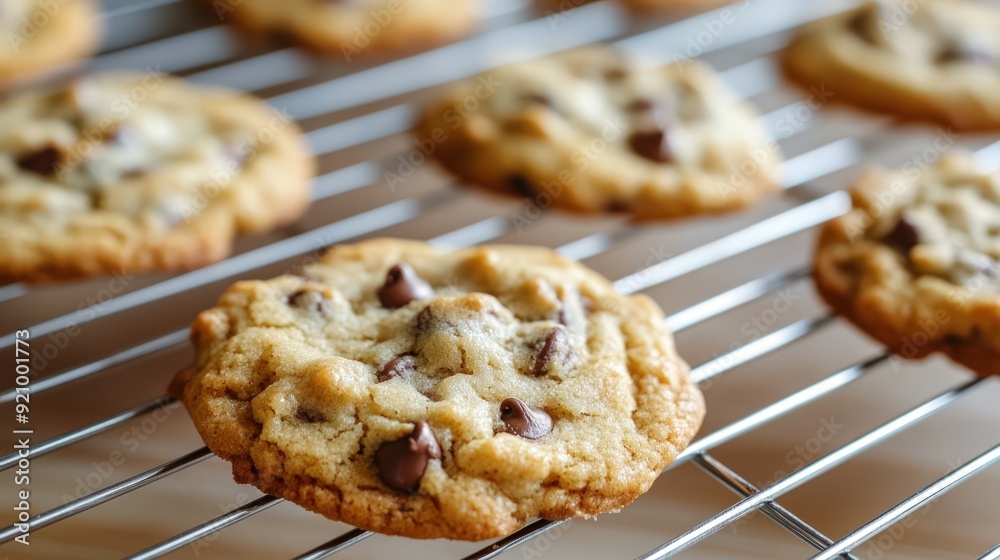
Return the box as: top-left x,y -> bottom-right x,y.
0,0 -> 102,83
0,73 -> 314,282
218,0 -> 480,61
417,46 -> 781,220
814,153 -> 1000,377
782,0 -> 1000,130
170,238 -> 705,540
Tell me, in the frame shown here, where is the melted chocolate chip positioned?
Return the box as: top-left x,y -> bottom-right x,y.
288,289 -> 328,313
627,98 -> 656,113
378,263 -> 433,309
377,355 -> 415,383
506,174 -> 537,198
16,146 -> 62,176
416,306 -> 434,333
533,327 -> 568,377
629,130 -> 674,163
885,214 -> 920,253
499,397 -> 552,440
375,422 -> 442,493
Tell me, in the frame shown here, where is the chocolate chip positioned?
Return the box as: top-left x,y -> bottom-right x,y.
884,214 -> 920,253
375,422 -> 442,493
288,289 -> 328,313
603,200 -> 631,213
377,355 -> 415,383
416,306 -> 434,333
847,8 -> 880,45
521,93 -> 553,108
603,67 -> 628,81
16,146 -> 62,176
296,407 -> 325,423
506,174 -> 536,198
937,37 -> 994,66
378,263 -> 433,309
499,397 -> 552,440
627,98 -> 656,113
629,130 -> 674,163
533,327 -> 568,377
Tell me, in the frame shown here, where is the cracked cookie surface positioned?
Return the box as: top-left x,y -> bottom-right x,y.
170,238 -> 705,540
417,46 -> 781,220
0,73 -> 313,282
0,0 -> 101,83
815,154 -> 1000,377
783,0 -> 1000,130
220,0 -> 480,60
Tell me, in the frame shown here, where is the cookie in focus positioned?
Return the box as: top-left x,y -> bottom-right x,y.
170,238 -> 705,540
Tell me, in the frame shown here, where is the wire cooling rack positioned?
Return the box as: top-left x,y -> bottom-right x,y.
1,0 -> 998,558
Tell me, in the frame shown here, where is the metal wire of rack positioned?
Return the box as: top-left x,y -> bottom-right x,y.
1,0 -> 998,558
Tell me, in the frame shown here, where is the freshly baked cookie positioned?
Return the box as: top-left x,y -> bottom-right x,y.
218,0 -> 480,61
0,0 -> 102,84
814,154 -> 1000,377
0,73 -> 314,282
417,46 -> 781,220
170,238 -> 704,540
783,0 -> 1000,130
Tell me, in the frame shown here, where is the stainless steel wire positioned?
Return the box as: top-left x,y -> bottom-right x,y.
3,0 -> 996,558
808,444 -> 1000,560
636,378 -> 989,560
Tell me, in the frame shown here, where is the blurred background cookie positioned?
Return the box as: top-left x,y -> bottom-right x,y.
418,45 -> 781,220
0,73 -> 314,282
783,0 -> 1000,130
216,0 -> 482,62
0,0 -> 102,84
814,153 -> 1000,377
